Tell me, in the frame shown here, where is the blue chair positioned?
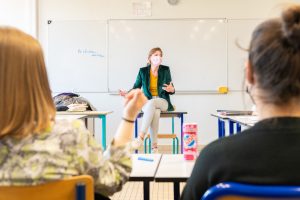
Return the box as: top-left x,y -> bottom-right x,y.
201,182 -> 300,200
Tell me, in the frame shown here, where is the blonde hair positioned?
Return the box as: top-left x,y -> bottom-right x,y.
0,27 -> 55,138
147,47 -> 163,64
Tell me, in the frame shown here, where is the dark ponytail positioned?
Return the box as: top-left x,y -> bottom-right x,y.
249,5 -> 300,105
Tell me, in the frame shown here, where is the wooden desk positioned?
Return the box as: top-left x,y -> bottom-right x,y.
135,111 -> 188,153
57,111 -> 113,150
154,154 -> 195,200
130,154 -> 162,200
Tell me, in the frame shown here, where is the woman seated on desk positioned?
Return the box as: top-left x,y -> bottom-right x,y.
181,4 -> 300,200
119,47 -> 175,153
0,27 -> 147,199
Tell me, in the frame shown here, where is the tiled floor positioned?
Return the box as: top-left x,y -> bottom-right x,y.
111,181 -> 186,200
111,145 -> 204,200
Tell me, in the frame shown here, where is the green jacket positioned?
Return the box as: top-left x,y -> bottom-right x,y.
132,65 -> 175,111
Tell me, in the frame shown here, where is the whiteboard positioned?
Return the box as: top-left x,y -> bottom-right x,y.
227,19 -> 263,91
108,19 -> 227,92
47,20 -> 107,93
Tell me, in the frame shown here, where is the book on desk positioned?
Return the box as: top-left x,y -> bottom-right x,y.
216,110 -> 253,116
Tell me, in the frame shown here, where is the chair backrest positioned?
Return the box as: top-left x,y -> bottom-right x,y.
0,175 -> 94,200
201,182 -> 300,200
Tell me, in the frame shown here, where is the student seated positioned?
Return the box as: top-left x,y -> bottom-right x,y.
0,27 -> 147,199
181,4 -> 300,200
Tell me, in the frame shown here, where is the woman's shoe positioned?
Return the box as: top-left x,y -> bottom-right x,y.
151,147 -> 159,154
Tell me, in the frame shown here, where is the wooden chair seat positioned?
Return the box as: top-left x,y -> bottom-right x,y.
0,175 -> 94,200
145,133 -> 178,139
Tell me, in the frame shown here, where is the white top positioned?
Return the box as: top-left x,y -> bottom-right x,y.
55,114 -> 87,120
228,115 -> 259,127
210,113 -> 229,119
130,154 -> 162,179
57,111 -> 113,116
155,154 -> 195,181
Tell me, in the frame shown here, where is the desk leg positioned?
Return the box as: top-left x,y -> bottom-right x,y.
135,118 -> 138,138
218,119 -> 226,138
236,123 -> 241,133
84,118 -> 88,129
218,119 -> 222,138
172,117 -> 175,154
135,119 -> 138,154
180,114 -> 184,154
222,120 -> 226,137
229,120 -> 235,136
174,181 -> 180,200
143,181 -> 150,200
99,115 -> 106,150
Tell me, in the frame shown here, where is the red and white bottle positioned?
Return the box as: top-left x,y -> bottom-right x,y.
183,123 -> 198,160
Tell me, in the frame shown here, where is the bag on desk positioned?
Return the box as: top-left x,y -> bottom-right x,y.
53,92 -> 96,111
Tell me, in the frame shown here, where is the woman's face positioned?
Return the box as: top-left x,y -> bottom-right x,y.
150,50 -> 162,66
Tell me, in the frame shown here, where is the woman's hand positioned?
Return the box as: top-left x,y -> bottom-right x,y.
123,89 -> 147,121
119,89 -> 128,97
113,89 -> 147,147
162,82 -> 175,93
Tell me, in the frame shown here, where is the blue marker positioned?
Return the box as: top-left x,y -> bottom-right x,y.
138,157 -> 154,162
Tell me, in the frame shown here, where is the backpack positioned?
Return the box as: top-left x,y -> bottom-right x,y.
53,93 -> 96,111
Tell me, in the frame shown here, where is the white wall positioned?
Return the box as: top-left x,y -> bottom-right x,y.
38,0 -> 294,146
0,0 -> 37,37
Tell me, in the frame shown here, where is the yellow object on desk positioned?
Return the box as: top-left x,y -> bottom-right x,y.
218,86 -> 228,94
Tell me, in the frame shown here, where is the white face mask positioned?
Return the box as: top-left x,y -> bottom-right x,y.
150,56 -> 162,66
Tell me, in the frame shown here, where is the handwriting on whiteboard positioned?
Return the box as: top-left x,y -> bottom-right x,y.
77,49 -> 104,58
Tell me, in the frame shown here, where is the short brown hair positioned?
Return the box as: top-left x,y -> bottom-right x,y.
147,47 -> 163,64
0,27 -> 55,138
249,5 -> 300,105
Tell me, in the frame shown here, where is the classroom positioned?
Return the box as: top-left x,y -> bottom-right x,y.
2,0 -> 300,200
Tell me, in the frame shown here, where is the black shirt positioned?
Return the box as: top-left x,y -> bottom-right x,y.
181,117 -> 300,200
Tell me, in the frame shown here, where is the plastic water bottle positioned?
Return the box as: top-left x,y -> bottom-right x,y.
183,123 -> 198,160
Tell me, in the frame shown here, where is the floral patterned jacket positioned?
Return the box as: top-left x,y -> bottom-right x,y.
0,119 -> 132,197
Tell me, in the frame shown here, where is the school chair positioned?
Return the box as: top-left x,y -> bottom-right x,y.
201,182 -> 300,200
0,175 -> 94,200
135,110 -> 187,154
144,133 -> 179,154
